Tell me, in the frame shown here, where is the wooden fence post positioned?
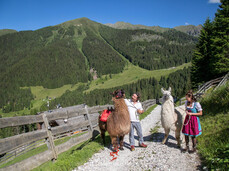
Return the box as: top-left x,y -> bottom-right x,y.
42,113 -> 57,160
85,105 -> 93,132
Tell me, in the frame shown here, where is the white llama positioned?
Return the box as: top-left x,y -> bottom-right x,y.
161,87 -> 185,147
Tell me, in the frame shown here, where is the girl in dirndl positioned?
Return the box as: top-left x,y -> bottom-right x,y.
182,90 -> 202,153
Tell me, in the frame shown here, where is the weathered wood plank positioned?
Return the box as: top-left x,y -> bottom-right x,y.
51,120 -> 89,136
56,132 -> 91,154
42,114 -> 57,159
46,108 -> 86,121
85,105 -> 93,131
0,115 -> 43,129
0,130 -> 47,155
87,105 -> 113,113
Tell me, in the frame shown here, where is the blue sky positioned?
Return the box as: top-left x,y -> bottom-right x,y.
0,0 -> 221,31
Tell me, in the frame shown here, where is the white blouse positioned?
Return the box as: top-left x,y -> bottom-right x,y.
185,100 -> 202,112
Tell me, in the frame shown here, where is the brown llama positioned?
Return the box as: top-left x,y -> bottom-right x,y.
99,89 -> 130,151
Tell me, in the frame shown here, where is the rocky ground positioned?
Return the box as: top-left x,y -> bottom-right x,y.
74,105 -> 202,171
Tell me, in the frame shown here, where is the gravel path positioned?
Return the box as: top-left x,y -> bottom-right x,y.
75,105 -> 202,171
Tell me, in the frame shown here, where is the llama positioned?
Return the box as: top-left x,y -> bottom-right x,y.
99,89 -> 130,151
161,87 -> 185,147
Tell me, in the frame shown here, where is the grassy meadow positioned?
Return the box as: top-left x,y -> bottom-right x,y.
198,82 -> 229,170
86,62 -> 190,92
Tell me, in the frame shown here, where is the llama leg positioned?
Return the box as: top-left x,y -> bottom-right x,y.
175,130 -> 181,148
162,128 -> 170,144
99,121 -> 106,145
111,136 -> 118,152
119,136 -> 124,150
101,130 -> 106,145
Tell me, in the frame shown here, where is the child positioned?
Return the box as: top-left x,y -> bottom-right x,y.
182,90 -> 202,153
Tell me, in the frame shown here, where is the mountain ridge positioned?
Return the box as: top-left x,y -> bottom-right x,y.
0,29 -> 17,37
105,21 -> 202,36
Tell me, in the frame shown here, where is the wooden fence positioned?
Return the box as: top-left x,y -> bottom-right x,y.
179,72 -> 229,105
0,99 -> 156,171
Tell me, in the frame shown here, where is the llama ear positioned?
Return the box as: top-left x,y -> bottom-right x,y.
168,87 -> 171,92
161,88 -> 165,94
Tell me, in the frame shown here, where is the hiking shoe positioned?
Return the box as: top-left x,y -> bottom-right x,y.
130,145 -> 135,151
181,148 -> 188,153
139,143 -> 147,148
188,148 -> 196,154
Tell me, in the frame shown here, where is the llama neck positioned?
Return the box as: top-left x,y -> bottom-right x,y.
114,98 -> 126,109
162,95 -> 173,104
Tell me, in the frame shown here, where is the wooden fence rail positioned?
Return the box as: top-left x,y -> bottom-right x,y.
179,72 -> 229,105
0,99 -> 157,170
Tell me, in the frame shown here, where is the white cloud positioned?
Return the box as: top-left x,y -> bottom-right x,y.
185,22 -> 189,25
208,0 -> 220,4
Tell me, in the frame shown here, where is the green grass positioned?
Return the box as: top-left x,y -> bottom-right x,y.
28,83 -> 83,100
201,81 -> 229,116
86,63 -> 190,92
140,104 -> 157,120
0,141 -> 48,169
197,82 -> 229,170
0,133 -> 85,169
150,122 -> 160,135
33,136 -> 104,171
0,108 -> 31,118
198,113 -> 229,170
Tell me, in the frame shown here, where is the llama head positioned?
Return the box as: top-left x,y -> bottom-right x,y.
161,87 -> 172,101
111,89 -> 125,99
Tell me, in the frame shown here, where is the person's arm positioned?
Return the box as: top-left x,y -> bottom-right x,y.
137,102 -> 144,114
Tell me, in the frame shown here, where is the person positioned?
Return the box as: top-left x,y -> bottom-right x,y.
125,93 -> 147,151
182,90 -> 202,153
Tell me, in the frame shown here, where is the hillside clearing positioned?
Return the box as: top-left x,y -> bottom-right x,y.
86,62 -> 190,92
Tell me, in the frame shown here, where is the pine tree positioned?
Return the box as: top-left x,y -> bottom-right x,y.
191,18 -> 214,87
211,0 -> 229,76
191,0 -> 229,87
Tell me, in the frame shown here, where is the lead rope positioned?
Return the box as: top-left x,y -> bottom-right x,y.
168,99 -> 190,126
174,100 -> 195,126
183,115 -> 191,126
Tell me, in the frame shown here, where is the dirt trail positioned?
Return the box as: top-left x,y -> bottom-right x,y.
75,105 -> 201,171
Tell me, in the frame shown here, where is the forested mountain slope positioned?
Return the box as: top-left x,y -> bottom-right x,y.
0,17 -> 197,112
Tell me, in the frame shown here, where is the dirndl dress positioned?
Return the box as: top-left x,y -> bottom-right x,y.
182,102 -> 202,137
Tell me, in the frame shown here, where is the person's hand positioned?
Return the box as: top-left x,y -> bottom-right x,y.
137,109 -> 143,114
186,110 -> 192,116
